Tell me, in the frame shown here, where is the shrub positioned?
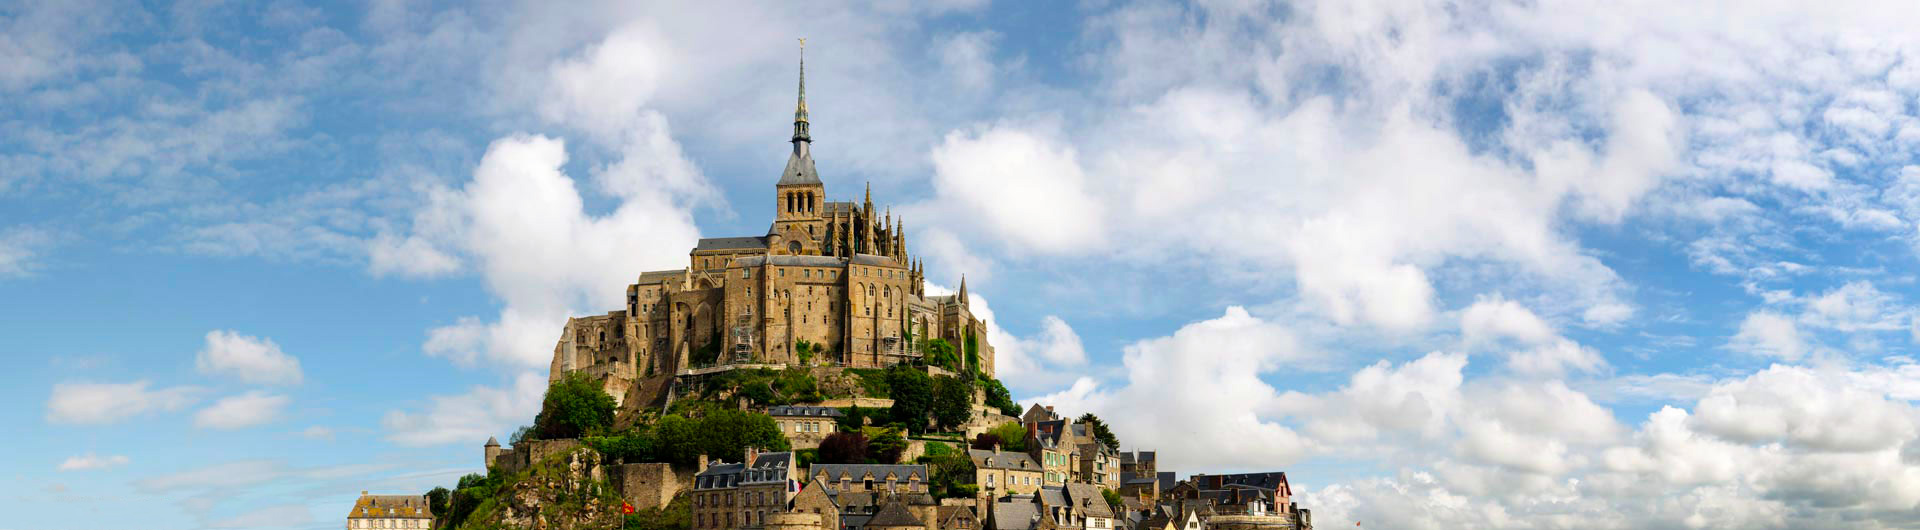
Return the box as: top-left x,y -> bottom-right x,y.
622,493 -> 690,530
978,376 -> 1021,418
970,432 -> 1003,451
987,422 -> 1028,452
1078,413 -> 1120,451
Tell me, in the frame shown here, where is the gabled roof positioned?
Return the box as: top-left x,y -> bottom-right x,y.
866,500 -> 924,527
809,463 -> 928,484
1066,483 -> 1115,518
970,449 -> 1039,471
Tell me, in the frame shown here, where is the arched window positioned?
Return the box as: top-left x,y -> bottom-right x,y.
788,240 -> 801,254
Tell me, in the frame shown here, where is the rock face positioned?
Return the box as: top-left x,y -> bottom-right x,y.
474,447 -> 623,530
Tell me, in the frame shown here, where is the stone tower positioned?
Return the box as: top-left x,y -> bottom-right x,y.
772,39 -> 826,256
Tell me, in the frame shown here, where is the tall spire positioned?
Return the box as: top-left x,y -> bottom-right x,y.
792,38 -> 811,148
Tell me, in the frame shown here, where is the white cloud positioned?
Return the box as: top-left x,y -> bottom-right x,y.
1802,281 -> 1901,332
1032,306 -> 1313,471
1691,365 -> 1918,452
414,133 -> 703,368
58,453 -> 129,471
46,381 -> 201,425
381,371 -> 546,446
1458,295 -> 1607,375
1732,310 -> 1807,360
193,391 -> 290,430
924,125 -> 1106,255
196,330 -> 303,386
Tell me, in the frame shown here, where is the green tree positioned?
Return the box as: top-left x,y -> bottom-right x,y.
1077,413 -> 1120,451
795,339 -> 815,365
987,422 -> 1028,452
531,371 -> 617,440
932,375 -> 974,431
1101,488 -> 1124,513
885,365 -> 934,429
978,376 -> 1021,418
651,415 -> 705,466
695,409 -> 790,462
839,404 -> 867,432
426,486 -> 450,521
864,426 -> 908,464
918,442 -> 977,499
818,432 -> 869,464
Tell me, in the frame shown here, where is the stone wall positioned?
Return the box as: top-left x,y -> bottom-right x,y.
491,439 -> 585,475
1208,514 -> 1307,530
611,462 -> 685,511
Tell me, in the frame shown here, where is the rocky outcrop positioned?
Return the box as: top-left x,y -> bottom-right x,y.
465,447 -> 623,530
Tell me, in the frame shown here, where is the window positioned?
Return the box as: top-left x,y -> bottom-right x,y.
743,269 -> 751,279
780,268 -> 787,277
805,269 -> 811,278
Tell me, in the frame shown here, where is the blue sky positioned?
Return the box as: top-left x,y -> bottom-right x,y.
12,0 -> 1920,528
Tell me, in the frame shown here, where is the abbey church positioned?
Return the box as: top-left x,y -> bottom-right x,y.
548,49 -> 994,404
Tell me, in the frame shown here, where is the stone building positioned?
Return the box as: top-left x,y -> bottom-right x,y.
969,448 -> 1043,496
1019,405 -> 1118,491
805,463 -> 930,495
693,449 -> 797,530
548,49 -> 996,405
345,491 -> 433,529
770,405 -> 846,450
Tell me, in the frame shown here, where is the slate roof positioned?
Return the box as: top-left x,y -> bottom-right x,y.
768,405 -> 846,418
695,452 -> 793,488
1033,420 -> 1067,450
824,201 -> 857,215
992,500 -> 1039,530
866,501 -> 923,527
779,150 -> 822,186
1201,472 -> 1290,492
969,449 -> 1039,471
695,236 -> 770,252
937,506 -> 977,527
1036,487 -> 1068,508
809,464 -> 929,484
1156,472 -> 1176,494
1120,472 -> 1156,486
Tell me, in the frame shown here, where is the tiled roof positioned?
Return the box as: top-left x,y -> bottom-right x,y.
866,500 -> 924,527
347,494 -> 433,519
768,405 -> 846,418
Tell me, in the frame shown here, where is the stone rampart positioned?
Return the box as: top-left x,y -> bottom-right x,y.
612,462 -> 686,511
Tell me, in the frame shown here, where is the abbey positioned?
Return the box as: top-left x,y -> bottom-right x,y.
549,49 -> 993,402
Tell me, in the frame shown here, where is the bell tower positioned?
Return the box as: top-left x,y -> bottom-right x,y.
772,38 -> 826,256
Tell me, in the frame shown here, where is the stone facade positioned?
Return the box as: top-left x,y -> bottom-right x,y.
770,405 -> 845,450
693,449 -> 797,530
612,462 -> 685,512
549,54 -> 996,403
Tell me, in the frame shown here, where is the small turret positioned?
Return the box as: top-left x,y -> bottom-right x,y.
484,436 -> 502,469
958,274 -> 968,307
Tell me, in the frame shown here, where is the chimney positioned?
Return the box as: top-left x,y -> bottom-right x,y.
745,446 -> 760,466
697,454 -> 709,474
992,442 -> 1000,453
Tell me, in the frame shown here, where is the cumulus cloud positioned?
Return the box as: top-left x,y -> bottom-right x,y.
58,453 -> 129,471
196,330 -> 303,385
1033,306 -> 1314,471
1458,295 -> 1607,375
46,381 -> 201,425
381,372 -> 546,446
925,125 -> 1106,255
414,134 -> 702,368
1691,365 -> 1918,452
193,391 -> 290,430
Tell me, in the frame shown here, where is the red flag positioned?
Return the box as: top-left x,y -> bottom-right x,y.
622,502 -> 636,515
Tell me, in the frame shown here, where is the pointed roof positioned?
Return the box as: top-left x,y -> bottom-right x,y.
485,436 -> 499,447
780,39 -> 821,187
867,500 -> 925,527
